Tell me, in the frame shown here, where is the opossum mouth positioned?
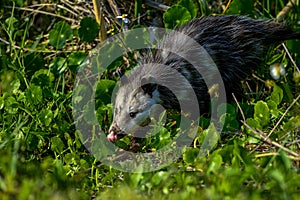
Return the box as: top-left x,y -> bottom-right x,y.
107,131 -> 126,142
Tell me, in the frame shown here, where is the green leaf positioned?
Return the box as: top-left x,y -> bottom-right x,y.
24,53 -> 45,77
183,148 -> 199,165
226,0 -> 255,16
31,69 -> 55,85
267,100 -> 279,118
92,43 -> 123,72
178,0 -> 198,18
199,123 -> 220,151
283,116 -> 300,131
270,85 -> 283,106
25,85 -> 43,106
30,69 -> 55,98
49,21 -> 73,49
219,113 -> 239,132
286,39 -> 300,54
67,52 -> 87,73
254,101 -> 270,127
151,171 -> 169,186
207,153 -> 222,174
0,70 -> 20,94
83,101 -> 98,125
78,17 -> 99,42
217,103 -> 236,118
4,96 -> 19,114
246,118 -> 261,132
51,136 -> 64,153
163,5 -> 192,29
0,95 -> 4,109
124,27 -> 150,50
96,104 -> 113,126
39,109 -> 53,126
49,57 -> 67,75
95,80 -> 116,105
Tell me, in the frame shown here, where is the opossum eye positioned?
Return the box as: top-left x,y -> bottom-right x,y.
129,112 -> 137,118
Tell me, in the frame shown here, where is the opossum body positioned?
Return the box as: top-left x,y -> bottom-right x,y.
107,15 -> 300,142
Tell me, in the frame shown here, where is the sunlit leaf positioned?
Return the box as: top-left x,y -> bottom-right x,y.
178,0 -> 198,18
226,0 -> 255,16
95,79 -> 116,105
49,21 -> 73,49
254,101 -> 270,127
67,52 -> 87,73
163,5 -> 191,29
183,147 -> 199,165
270,85 -> 283,106
39,109 -> 53,126
49,57 -> 67,75
78,17 -> 99,42
25,85 -> 43,106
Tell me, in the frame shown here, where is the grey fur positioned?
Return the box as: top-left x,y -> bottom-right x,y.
107,15 -> 300,142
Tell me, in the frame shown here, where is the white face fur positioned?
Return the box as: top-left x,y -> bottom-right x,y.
107,83 -> 161,142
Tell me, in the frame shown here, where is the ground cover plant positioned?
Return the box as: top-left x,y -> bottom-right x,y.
0,0 -> 300,199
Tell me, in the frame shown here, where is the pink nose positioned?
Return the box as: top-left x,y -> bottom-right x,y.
107,131 -> 117,142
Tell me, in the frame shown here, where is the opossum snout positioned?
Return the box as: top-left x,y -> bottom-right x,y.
107,123 -> 125,142
107,130 -> 118,142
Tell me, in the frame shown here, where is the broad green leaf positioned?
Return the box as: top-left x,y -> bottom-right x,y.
25,85 -> 43,105
31,69 -> 55,85
31,69 -> 55,86
124,27 -> 150,50
282,83 -> 293,103
95,79 -> 116,105
24,53 -> 45,77
178,0 -> 198,18
67,52 -> 87,73
217,103 -> 236,118
199,123 -> 220,151
183,147 -> 199,165
246,118 -> 261,131
83,101 -> 98,125
207,153 -> 222,174
254,101 -> 270,127
78,17 -> 99,42
92,43 -> 123,72
286,39 -> 300,54
226,0 -> 255,16
163,5 -> 192,29
219,113 -> 239,132
49,57 -> 67,75
39,109 -> 53,126
4,96 -> 19,114
49,21 -> 73,49
30,69 -> 55,98
270,85 -> 283,106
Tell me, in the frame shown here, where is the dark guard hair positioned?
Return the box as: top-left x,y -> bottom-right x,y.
108,15 -> 300,143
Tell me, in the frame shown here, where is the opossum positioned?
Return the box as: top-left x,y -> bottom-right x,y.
107,15 -> 300,143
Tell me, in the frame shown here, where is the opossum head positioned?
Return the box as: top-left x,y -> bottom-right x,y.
107,75 -> 161,142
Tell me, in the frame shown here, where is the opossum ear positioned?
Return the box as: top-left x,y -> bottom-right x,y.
141,75 -> 157,95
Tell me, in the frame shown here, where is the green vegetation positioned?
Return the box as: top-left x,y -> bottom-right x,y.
0,0 -> 299,199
